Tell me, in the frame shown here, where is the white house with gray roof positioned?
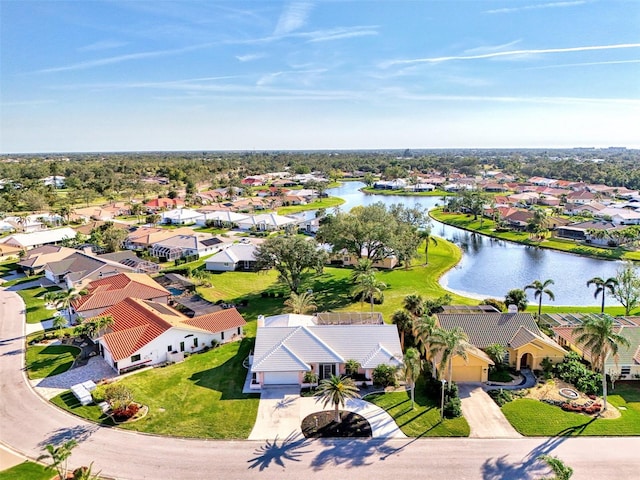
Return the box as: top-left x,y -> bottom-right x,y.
204,244 -> 258,271
250,313 -> 403,389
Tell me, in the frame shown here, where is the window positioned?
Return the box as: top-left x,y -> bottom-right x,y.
221,331 -> 225,340
237,327 -> 242,335
131,354 -> 141,363
180,341 -> 185,352
621,367 -> 631,375
167,345 -> 172,352
193,338 -> 198,347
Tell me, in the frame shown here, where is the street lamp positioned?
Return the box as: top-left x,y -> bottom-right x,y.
440,379 -> 447,419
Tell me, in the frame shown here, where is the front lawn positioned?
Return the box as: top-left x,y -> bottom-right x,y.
17,285 -> 62,324
502,383 -> 640,436
51,338 -> 260,439
25,344 -> 81,379
277,196 -> 345,215
0,461 -> 52,480
366,381 -> 470,437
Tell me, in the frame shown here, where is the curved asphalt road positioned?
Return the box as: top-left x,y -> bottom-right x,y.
2,288 -> 640,479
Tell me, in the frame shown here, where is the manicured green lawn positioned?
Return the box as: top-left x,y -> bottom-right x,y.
361,187 -> 451,197
277,196 -> 345,215
0,462 -> 52,480
366,380 -> 470,437
502,383 -> 640,436
51,338 -> 260,439
25,344 -> 81,379
0,259 -> 18,276
17,285 -> 62,324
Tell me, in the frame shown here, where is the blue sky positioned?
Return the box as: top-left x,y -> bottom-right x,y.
1,0 -> 639,153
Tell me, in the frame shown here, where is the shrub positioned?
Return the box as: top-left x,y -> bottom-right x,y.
443,397 -> 462,418
372,364 -> 398,387
553,354 -> 601,396
104,383 -> 133,412
488,388 -> 513,406
91,384 -> 107,403
303,371 -> 318,384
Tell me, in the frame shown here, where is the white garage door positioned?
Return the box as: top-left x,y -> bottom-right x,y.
263,371 -> 299,385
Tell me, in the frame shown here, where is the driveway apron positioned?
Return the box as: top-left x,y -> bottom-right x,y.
458,383 -> 521,438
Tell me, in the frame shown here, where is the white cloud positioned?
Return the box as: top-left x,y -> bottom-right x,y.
485,1 -> 587,14
380,43 -> 640,68
33,43 -> 215,74
77,40 -> 128,52
274,1 -> 314,36
235,53 -> 266,62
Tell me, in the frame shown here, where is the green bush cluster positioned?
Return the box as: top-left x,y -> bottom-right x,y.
488,388 -> 514,406
553,352 -> 602,396
423,376 -> 462,418
372,364 -> 398,387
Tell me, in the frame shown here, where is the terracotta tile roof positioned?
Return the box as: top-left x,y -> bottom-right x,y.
72,273 -> 170,313
97,298 -> 188,361
183,308 -> 247,333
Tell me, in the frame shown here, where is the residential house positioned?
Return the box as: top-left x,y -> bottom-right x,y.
567,190 -> 596,204
0,227 -> 77,250
195,210 -> 250,228
72,272 -> 171,319
42,176 -> 66,188
160,208 -> 204,225
205,244 -> 258,272
98,251 -> 160,274
144,197 -> 185,212
151,234 -> 224,260
504,210 -> 535,229
17,245 -> 78,275
554,220 -> 619,244
44,251 -> 137,289
595,207 -> 640,225
435,312 -> 567,382
73,205 -> 125,222
0,243 -> 22,260
94,298 -> 246,374
241,176 -> 266,187
250,312 -> 402,388
543,313 -> 640,381
236,213 -> 297,232
331,247 -> 398,269
124,226 -> 195,251
563,202 -> 606,216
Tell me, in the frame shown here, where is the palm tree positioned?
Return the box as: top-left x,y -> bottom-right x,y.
350,258 -> 376,283
538,455 -> 574,480
524,279 -> 555,318
574,315 -> 631,411
412,315 -> 438,377
403,347 -> 423,409
314,374 -> 360,423
403,294 -> 424,321
52,287 -> 87,322
587,276 -> 618,313
431,327 -> 469,383
284,291 -> 317,315
484,343 -> 506,369
351,272 -> 386,312
52,315 -> 68,339
391,310 -> 413,351
345,359 -> 361,377
418,227 -> 438,265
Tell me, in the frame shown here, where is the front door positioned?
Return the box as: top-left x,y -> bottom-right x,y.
320,364 -> 335,380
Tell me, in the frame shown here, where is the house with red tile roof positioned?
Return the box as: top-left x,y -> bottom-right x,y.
144,197 -> 185,212
92,298 -> 246,374
72,273 -> 171,319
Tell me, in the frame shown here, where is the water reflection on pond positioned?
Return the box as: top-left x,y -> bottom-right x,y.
326,182 -> 623,306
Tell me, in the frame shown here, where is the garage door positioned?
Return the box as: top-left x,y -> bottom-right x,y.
452,366 -> 483,383
263,371 -> 299,385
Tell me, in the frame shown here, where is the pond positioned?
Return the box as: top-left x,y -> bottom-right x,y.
326,182 -> 624,306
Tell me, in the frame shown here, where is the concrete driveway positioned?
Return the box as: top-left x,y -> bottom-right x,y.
248,386 -> 406,440
459,383 -> 521,438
